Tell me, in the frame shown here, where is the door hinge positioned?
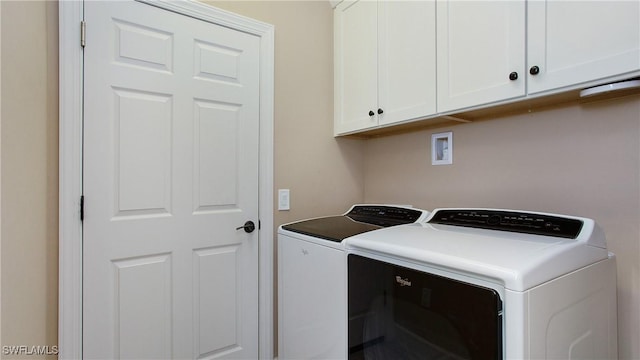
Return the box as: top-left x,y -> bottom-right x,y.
80,21 -> 86,48
80,195 -> 85,221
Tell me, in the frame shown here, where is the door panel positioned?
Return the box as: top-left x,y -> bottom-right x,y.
193,100 -> 240,211
114,89 -> 172,217
114,254 -> 172,359
194,246 -> 241,357
83,1 -> 260,358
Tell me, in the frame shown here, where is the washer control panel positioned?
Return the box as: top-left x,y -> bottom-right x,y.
429,209 -> 583,239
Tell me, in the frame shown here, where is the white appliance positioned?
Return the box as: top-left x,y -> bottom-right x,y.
346,208 -> 617,359
278,205 -> 430,360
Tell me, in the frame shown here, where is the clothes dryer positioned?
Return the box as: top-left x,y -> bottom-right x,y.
345,208 -> 617,359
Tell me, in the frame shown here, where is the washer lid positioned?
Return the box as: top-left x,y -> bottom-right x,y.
281,216 -> 382,242
281,204 -> 429,243
346,208 -> 609,291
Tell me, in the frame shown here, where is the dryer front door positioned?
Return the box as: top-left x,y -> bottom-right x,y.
348,254 -> 503,360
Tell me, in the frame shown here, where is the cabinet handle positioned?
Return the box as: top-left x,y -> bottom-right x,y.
377,108 -> 384,115
529,66 -> 540,75
368,110 -> 375,117
509,72 -> 518,81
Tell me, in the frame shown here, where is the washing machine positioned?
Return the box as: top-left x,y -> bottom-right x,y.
345,208 -> 617,360
278,204 -> 430,360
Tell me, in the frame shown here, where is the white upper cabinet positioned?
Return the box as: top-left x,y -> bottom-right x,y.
527,0 -> 640,94
377,2 -> 437,127
436,0 -> 526,113
335,0 -> 378,134
334,0 -> 436,136
335,0 -> 640,136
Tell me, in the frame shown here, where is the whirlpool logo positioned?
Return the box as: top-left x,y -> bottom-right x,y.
395,276 -> 412,287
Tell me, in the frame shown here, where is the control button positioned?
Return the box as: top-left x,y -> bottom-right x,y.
487,215 -> 501,225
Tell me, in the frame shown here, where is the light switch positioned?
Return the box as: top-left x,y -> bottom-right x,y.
278,189 -> 290,211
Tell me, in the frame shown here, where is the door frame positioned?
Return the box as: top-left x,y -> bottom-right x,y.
58,1 -> 275,358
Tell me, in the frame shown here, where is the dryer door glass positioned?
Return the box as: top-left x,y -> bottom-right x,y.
348,254 -> 503,360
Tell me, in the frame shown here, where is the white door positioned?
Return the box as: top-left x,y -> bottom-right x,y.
436,0 -> 525,112
82,1 -> 260,359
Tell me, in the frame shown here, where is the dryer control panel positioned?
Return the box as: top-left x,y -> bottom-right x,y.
429,209 -> 583,239
347,205 -> 425,227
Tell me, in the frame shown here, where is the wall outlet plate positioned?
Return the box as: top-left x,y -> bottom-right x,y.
432,131 -> 453,165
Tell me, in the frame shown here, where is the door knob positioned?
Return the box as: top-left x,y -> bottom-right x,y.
368,110 -> 375,117
236,221 -> 256,233
529,65 -> 540,75
509,72 -> 518,81
377,108 -> 384,115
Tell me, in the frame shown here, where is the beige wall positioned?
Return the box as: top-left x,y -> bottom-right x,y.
2,1 -> 639,359
363,95 -> 640,359
0,1 -> 59,358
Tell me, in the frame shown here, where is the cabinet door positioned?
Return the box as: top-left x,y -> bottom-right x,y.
334,0 -> 378,135
437,0 -> 525,113
378,1 -> 436,126
528,0 -> 640,94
